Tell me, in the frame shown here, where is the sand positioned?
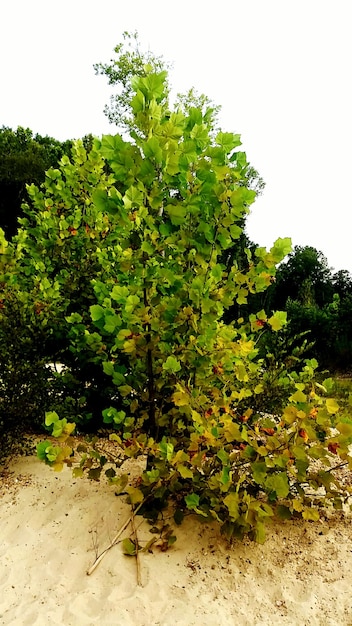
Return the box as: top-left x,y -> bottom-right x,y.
1,445 -> 352,626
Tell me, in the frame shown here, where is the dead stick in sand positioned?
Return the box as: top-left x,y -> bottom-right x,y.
130,506 -> 142,586
86,502 -> 143,576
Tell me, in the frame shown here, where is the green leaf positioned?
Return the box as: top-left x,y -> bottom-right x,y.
125,294 -> 140,313
141,241 -> 154,255
143,137 -> 163,163
252,461 -> 267,485
122,538 -> 137,556
162,356 -> 182,373
65,312 -> 82,323
112,371 -> 126,386
216,131 -> 242,152
117,328 -> 133,340
102,361 -> 115,376
110,285 -> 129,303
102,407 -> 126,425
131,90 -> 145,114
276,505 -> 292,520
172,389 -> 190,407
321,378 -> 335,395
100,134 -> 126,159
90,304 -> 105,322
185,493 -> 200,510
145,469 -> 160,484
36,441 -> 53,461
88,467 -> 102,481
104,313 -> 121,333
217,448 -> 229,465
229,224 -> 242,239
270,237 -> 292,262
45,411 -> 60,427
254,521 -> 266,544
265,472 -> 290,499
111,474 -> 128,493
164,204 -> 186,225
124,185 -> 144,210
174,508 -> 184,525
92,188 -> 123,215
211,264 -> 223,282
159,441 -> 174,461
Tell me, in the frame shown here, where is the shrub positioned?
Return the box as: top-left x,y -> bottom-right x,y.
0,142 -> 123,433
0,284 -> 58,460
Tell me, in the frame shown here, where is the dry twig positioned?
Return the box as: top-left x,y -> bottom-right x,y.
130,505 -> 142,586
86,501 -> 143,576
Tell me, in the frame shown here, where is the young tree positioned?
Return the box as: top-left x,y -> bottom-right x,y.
37,65 -> 352,543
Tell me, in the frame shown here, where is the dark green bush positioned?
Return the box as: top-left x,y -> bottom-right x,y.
0,287 -> 58,459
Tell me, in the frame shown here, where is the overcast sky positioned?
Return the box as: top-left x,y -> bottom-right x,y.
1,0 -> 351,273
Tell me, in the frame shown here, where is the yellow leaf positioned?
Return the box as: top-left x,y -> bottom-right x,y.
52,462 -> 64,472
282,406 -> 298,424
118,384 -> 133,397
267,311 -> 287,331
172,390 -> 189,407
123,339 -> 136,354
126,487 -> 144,505
289,390 -> 307,403
171,450 -> 189,465
302,508 -> 320,521
191,410 -> 203,425
117,329 -> 132,340
109,433 -> 122,444
178,465 -> 194,479
336,422 -> 352,436
326,398 -> 339,414
63,422 -> 76,436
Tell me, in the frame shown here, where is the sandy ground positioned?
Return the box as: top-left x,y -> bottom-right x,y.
1,446 -> 352,626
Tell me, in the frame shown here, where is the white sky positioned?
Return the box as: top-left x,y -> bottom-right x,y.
1,0 -> 351,274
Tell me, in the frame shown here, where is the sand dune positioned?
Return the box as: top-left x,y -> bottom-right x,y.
1,450 -> 352,626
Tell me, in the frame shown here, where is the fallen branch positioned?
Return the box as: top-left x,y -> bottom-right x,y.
131,505 -> 142,586
86,501 -> 143,576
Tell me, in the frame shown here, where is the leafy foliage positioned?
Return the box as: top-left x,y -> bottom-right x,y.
36,65 -> 352,544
